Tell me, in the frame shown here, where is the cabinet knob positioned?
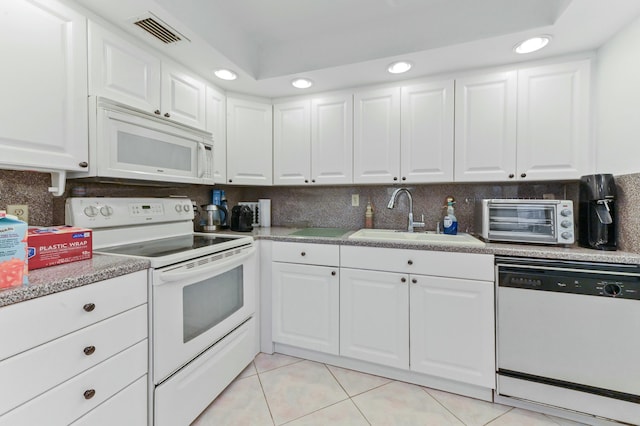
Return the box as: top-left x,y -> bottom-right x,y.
83,346 -> 96,356
520,173 -> 527,178
412,278 -> 417,284
301,252 -> 306,257
402,177 -> 406,181
228,179 -> 233,183
311,179 -> 316,183
154,110 -> 161,115
393,177 -> 398,181
331,271 -> 336,276
407,260 -> 413,265
304,179 -> 309,183
164,112 -> 171,118
83,303 -> 95,312
401,277 -> 407,283
508,173 -> 515,179
78,161 -> 88,168
83,389 -> 96,400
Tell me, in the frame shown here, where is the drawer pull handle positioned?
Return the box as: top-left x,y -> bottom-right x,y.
301,252 -> 306,257
331,271 -> 336,276
407,260 -> 413,265
83,346 -> 96,356
84,389 -> 96,400
83,303 -> 95,312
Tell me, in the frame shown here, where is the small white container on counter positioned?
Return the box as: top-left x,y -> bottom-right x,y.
259,199 -> 271,227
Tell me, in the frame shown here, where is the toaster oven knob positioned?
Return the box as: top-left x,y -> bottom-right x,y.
561,209 -> 572,217
561,232 -> 573,240
561,220 -> 572,228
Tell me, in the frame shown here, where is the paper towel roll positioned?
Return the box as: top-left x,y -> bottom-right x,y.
259,199 -> 271,227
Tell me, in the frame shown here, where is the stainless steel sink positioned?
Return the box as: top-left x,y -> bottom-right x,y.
348,229 -> 486,246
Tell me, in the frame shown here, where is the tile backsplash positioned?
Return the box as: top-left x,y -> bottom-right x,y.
1,169 -> 638,253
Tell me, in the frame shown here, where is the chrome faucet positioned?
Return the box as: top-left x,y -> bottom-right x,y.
387,188 -> 425,232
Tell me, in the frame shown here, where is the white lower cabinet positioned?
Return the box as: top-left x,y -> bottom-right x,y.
272,242 -> 340,355
339,268 -> 409,369
409,274 -> 495,388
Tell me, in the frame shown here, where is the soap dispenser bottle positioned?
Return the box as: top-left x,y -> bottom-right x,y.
443,196 -> 458,235
365,200 -> 374,229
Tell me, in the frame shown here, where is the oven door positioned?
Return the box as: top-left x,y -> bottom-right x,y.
152,244 -> 256,384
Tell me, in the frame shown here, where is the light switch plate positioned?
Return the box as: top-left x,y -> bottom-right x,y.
7,205 -> 28,223
351,194 -> 359,207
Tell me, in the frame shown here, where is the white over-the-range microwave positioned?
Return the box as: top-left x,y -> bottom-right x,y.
68,97 -> 215,185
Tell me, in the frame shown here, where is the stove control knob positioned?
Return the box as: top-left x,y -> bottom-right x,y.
174,204 -> 182,213
561,220 -> 573,228
603,283 -> 622,297
561,232 -> 573,240
560,209 -> 572,217
100,205 -> 113,217
183,204 -> 190,212
83,206 -> 99,217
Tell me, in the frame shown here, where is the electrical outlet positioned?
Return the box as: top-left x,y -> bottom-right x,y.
351,194 -> 360,207
7,205 -> 28,223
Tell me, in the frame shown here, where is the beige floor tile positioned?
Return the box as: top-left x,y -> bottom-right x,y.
353,380 -> 464,425
255,352 -> 303,373
191,375 -> 273,426
327,364 -> 391,396
487,408 -> 568,425
425,388 -> 511,426
259,360 -> 349,425
285,400 -> 370,426
237,361 -> 258,379
544,414 -> 589,425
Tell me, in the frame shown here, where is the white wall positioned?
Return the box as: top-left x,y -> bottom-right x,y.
595,15 -> 640,175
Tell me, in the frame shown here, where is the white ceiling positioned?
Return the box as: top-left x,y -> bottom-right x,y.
74,0 -> 640,98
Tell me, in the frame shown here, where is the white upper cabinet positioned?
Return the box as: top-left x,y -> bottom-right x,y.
226,97 -> 273,185
205,85 -> 227,184
0,0 -> 88,176
89,21 -> 207,130
161,60 -> 207,129
89,21 -> 161,113
454,71 -> 518,182
353,88 -> 401,183
401,80 -> 454,183
312,94 -> 354,185
516,60 -> 591,181
273,100 -> 311,185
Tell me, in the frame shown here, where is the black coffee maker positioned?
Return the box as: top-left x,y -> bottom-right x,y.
578,174 -> 617,250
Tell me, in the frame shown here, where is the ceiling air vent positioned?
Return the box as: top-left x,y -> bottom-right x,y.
133,13 -> 186,44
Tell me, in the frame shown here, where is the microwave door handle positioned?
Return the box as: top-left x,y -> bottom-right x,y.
157,246 -> 255,284
197,142 -> 206,178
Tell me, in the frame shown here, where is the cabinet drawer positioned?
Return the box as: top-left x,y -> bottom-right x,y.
272,242 -> 339,266
0,305 -> 147,416
341,246 -> 493,281
71,375 -> 147,426
0,270 -> 147,361
0,340 -> 147,426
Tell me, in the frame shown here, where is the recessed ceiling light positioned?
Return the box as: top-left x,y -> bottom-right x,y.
514,36 -> 552,54
292,78 -> 313,89
387,61 -> 412,74
214,69 -> 237,81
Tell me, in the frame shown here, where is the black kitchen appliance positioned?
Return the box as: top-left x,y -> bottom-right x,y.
578,174 -> 617,250
230,205 -> 254,232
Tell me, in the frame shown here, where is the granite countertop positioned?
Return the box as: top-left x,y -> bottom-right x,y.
0,255 -> 150,308
225,227 -> 640,265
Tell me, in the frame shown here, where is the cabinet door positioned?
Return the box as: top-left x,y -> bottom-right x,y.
0,0 -> 88,172
311,95 -> 353,184
161,61 -> 207,129
340,268 -> 409,369
517,60 -> 591,181
353,88 -> 401,183
226,97 -> 273,185
272,262 -> 339,354
205,85 -> 227,183
88,21 -> 161,113
410,275 -> 495,388
401,80 -> 454,183
454,71 -> 517,182
273,100 -> 311,185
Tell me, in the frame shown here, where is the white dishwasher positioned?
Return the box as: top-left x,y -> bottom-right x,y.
495,256 -> 640,425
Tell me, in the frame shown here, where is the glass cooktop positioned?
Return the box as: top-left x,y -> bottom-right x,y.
99,234 -> 241,258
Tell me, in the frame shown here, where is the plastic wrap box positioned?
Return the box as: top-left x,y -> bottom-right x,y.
27,226 -> 92,270
0,212 -> 29,288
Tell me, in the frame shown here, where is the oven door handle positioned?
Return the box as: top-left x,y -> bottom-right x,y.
157,246 -> 256,283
